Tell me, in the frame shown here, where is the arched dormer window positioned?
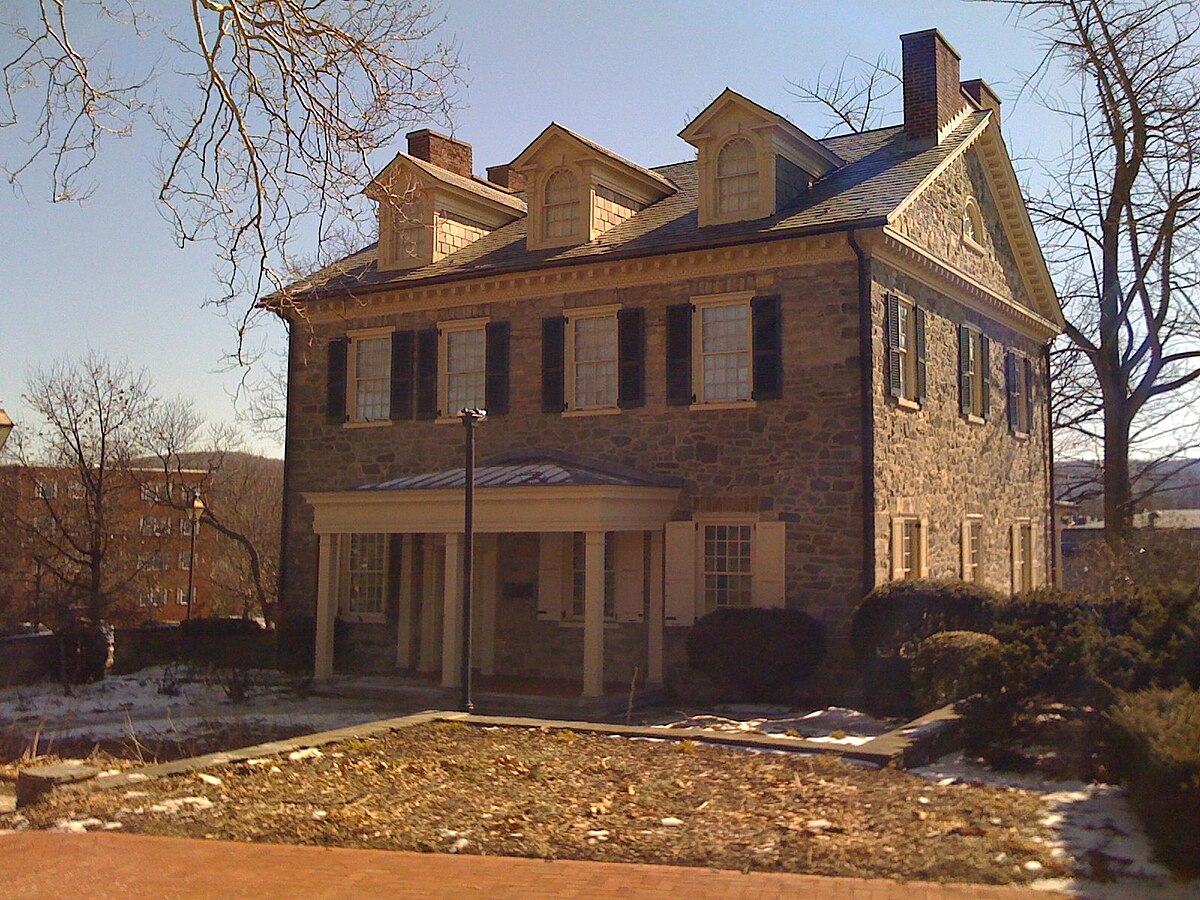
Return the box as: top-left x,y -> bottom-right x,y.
543,168 -> 580,238
962,197 -> 984,250
716,137 -> 759,214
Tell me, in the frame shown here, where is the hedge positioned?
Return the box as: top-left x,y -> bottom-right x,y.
687,607 -> 825,703
177,617 -> 272,670
1106,687 -> 1200,874
911,631 -> 1002,714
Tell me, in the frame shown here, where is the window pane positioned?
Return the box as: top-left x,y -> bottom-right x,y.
702,524 -> 752,612
355,337 -> 391,420
347,533 -> 387,615
716,138 -> 759,214
544,169 -> 579,238
700,304 -> 750,402
573,315 -> 617,408
570,532 -> 615,620
447,329 -> 486,413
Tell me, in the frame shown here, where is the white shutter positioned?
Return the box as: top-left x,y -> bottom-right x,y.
918,518 -> 930,578
537,533 -> 565,621
1009,524 -> 1019,595
751,521 -> 786,608
890,518 -> 905,581
664,521 -> 697,626
614,532 -> 645,623
960,519 -> 971,580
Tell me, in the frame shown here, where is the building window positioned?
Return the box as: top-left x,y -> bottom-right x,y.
886,295 -> 926,405
179,552 -> 191,572
350,335 -> 391,421
180,518 -> 194,537
1007,351 -> 1034,435
140,588 -> 169,609
567,310 -> 618,410
959,327 -> 989,419
67,481 -> 85,500
702,523 -> 753,613
963,517 -> 983,583
177,587 -> 193,607
569,532 -> 616,620
892,517 -> 926,581
140,517 -> 172,537
441,324 -> 486,415
1013,521 -> 1033,593
543,168 -> 579,239
345,533 -> 387,617
140,554 -> 170,573
715,137 -> 758,214
694,297 -> 752,404
33,480 -> 56,500
962,198 -> 984,249
140,483 -> 169,503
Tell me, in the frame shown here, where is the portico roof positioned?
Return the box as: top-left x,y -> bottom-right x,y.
305,452 -> 682,535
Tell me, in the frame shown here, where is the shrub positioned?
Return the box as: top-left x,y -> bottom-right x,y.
911,631 -> 1002,713
55,619 -> 109,685
177,617 -> 267,670
276,613 -> 315,674
850,579 -> 1002,663
1106,687 -> 1200,874
686,607 -> 825,703
861,656 -> 915,718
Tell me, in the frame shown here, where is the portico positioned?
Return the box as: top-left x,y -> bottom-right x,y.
303,455 -> 680,698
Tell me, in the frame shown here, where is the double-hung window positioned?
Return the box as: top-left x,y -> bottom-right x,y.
566,307 -> 619,410
885,294 -> 926,406
702,523 -> 753,613
695,295 -> 752,404
440,321 -> 487,416
343,533 -> 387,619
543,169 -> 580,239
715,137 -> 759,215
958,326 -> 990,420
1007,351 -> 1034,436
1012,521 -> 1033,593
569,532 -> 616,620
350,335 -> 391,421
891,517 -> 927,581
962,516 -> 983,583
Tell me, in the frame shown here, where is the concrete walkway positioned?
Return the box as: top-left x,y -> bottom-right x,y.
2,832 -> 1059,899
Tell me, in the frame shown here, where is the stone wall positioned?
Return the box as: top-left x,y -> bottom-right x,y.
281,255 -> 870,679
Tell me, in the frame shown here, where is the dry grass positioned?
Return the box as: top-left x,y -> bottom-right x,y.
19,723 -> 1068,885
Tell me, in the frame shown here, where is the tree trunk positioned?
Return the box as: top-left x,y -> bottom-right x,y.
1102,392 -> 1134,544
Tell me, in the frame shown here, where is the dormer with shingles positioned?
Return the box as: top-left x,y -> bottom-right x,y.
509,123 -> 676,251
679,88 -> 845,227
367,129 -> 527,273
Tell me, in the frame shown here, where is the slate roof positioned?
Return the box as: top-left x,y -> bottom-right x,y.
357,452 -> 683,492
284,111 -> 990,303
371,152 -> 528,213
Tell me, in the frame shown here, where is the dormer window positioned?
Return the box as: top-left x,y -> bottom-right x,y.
716,138 -> 759,214
544,169 -> 580,239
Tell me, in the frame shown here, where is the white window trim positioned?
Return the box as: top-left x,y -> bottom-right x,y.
690,291 -> 756,409
345,326 -> 394,423
707,135 -> 765,226
693,514 -> 759,617
1011,518 -> 1034,594
962,198 -> 986,254
436,316 -> 489,423
564,303 -> 621,413
962,325 -> 987,422
961,515 -> 984,583
1010,350 -> 1032,439
891,515 -> 929,581
540,167 -> 584,246
338,533 -> 389,624
894,297 -> 919,407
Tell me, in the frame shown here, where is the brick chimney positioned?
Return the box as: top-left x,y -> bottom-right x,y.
486,163 -> 527,193
406,128 -> 473,178
961,78 -> 1001,129
900,29 -> 965,146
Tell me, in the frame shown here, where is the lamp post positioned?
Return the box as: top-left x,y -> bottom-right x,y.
459,407 -> 487,713
186,493 -> 205,620
0,406 -> 13,453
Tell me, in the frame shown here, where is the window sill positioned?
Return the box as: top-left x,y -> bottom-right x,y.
343,420 -> 392,429
965,414 -> 986,426
338,613 -> 387,625
434,415 -> 470,426
562,406 -> 621,418
558,619 -> 627,629
963,236 -> 987,255
894,397 -> 921,412
1011,430 -> 1030,441
689,399 -> 756,412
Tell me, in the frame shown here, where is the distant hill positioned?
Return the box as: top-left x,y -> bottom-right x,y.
1056,458 -> 1200,516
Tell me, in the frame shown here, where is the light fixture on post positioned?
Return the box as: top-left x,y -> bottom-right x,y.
186,492 -> 205,620
0,406 -> 13,453
459,406 -> 487,713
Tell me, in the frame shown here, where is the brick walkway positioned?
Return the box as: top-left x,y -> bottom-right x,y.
2,832 -> 1058,899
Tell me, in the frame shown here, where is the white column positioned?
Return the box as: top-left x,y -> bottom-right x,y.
314,533 -> 338,680
395,534 -> 414,669
417,534 -> 442,673
647,529 -> 665,685
582,530 -> 605,698
475,534 -> 499,676
441,532 -> 464,689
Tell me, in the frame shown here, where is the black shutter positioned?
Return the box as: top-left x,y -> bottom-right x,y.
979,335 -> 991,419
885,295 -> 902,399
1005,351 -> 1019,433
617,308 -> 645,409
665,303 -> 692,405
541,316 -> 565,412
327,338 -> 348,424
751,294 -> 783,401
1023,355 -> 1035,433
390,331 -> 415,420
485,321 -> 510,415
958,325 -> 973,417
914,306 -> 927,405
416,328 -> 439,420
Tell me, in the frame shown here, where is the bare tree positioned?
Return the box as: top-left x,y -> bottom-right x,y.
1,1 -> 462,354
793,1 -> 1200,543
7,353 -> 158,623
787,54 -> 901,135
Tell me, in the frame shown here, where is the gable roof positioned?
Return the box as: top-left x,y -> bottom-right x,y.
366,151 -> 527,214
275,108 -> 1061,330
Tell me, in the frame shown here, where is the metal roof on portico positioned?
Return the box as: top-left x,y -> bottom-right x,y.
304,453 -> 683,535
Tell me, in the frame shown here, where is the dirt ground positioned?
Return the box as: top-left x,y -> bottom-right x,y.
16,722 -> 1070,886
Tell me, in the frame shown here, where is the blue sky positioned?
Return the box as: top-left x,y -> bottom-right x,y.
0,1 -> 1065,457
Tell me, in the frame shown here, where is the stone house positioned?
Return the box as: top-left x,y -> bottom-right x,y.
271,29 -> 1063,700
